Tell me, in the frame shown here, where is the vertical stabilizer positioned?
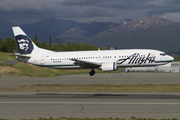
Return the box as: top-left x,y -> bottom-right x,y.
12,27 -> 38,54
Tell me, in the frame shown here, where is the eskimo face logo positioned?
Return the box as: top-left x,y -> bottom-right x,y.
18,39 -> 29,51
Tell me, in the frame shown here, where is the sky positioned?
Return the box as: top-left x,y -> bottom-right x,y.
1,0 -> 180,25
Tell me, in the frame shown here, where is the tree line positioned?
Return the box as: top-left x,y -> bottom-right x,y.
174,55 -> 180,61
0,35 -> 107,53
0,37 -> 18,52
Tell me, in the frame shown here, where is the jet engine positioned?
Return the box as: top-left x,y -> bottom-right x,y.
100,62 -> 117,71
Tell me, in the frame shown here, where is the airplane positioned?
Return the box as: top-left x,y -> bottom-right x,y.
12,26 -> 174,76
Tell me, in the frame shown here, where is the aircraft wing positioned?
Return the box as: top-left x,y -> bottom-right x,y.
71,59 -> 101,68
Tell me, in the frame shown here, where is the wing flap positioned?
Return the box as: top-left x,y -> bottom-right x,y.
71,59 -> 100,68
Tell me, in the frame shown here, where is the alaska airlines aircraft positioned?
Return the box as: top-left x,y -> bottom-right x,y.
12,27 -> 174,76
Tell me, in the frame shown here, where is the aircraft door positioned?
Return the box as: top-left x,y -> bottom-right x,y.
41,56 -> 45,65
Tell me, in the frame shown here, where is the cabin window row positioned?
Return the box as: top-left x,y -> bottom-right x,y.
51,56 -> 101,61
50,54 -> 147,61
50,55 -> 133,60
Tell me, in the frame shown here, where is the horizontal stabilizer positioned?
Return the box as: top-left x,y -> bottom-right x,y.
10,53 -> 31,58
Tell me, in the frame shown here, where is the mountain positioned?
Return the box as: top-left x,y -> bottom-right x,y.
118,19 -> 133,25
0,19 -> 16,39
0,19 -> 15,33
0,16 -> 180,53
33,18 -> 87,37
0,18 -> 117,41
0,18 -> 88,41
49,16 -> 180,52
0,23 -> 50,40
53,22 -> 120,43
82,16 -> 180,52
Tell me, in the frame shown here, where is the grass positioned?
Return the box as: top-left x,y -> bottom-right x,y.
1,84 -> 180,92
11,62 -> 115,77
0,52 -> 16,62
0,52 -> 118,77
0,52 -> 16,65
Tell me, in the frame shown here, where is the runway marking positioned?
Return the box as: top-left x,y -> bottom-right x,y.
0,102 -> 180,105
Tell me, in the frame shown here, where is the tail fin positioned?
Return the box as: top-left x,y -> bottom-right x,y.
12,26 -> 38,54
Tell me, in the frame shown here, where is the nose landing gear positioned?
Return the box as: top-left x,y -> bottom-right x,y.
89,69 -> 95,76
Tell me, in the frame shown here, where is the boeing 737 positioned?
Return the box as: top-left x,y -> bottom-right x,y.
12,26 -> 174,76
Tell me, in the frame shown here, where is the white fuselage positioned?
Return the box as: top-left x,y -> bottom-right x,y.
17,49 -> 174,69
12,26 -> 174,76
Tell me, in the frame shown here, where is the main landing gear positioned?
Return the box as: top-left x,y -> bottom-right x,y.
89,69 -> 95,76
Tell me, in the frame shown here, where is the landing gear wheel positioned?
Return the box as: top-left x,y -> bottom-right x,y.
89,69 -> 95,76
155,69 -> 158,73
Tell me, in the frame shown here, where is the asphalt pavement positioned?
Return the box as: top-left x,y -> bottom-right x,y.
0,73 -> 180,119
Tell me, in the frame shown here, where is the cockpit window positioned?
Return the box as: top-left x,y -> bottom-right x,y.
160,53 -> 166,56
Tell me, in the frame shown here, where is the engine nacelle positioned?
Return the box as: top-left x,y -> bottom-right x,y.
100,62 -> 118,71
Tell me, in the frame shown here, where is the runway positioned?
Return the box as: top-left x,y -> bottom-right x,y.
0,73 -> 180,88
0,73 -> 180,119
0,92 -> 180,119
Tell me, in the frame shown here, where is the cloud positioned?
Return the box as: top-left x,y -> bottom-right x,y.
0,0 -> 180,24
160,11 -> 180,22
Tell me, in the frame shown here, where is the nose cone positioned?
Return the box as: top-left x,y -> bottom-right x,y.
168,55 -> 174,62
